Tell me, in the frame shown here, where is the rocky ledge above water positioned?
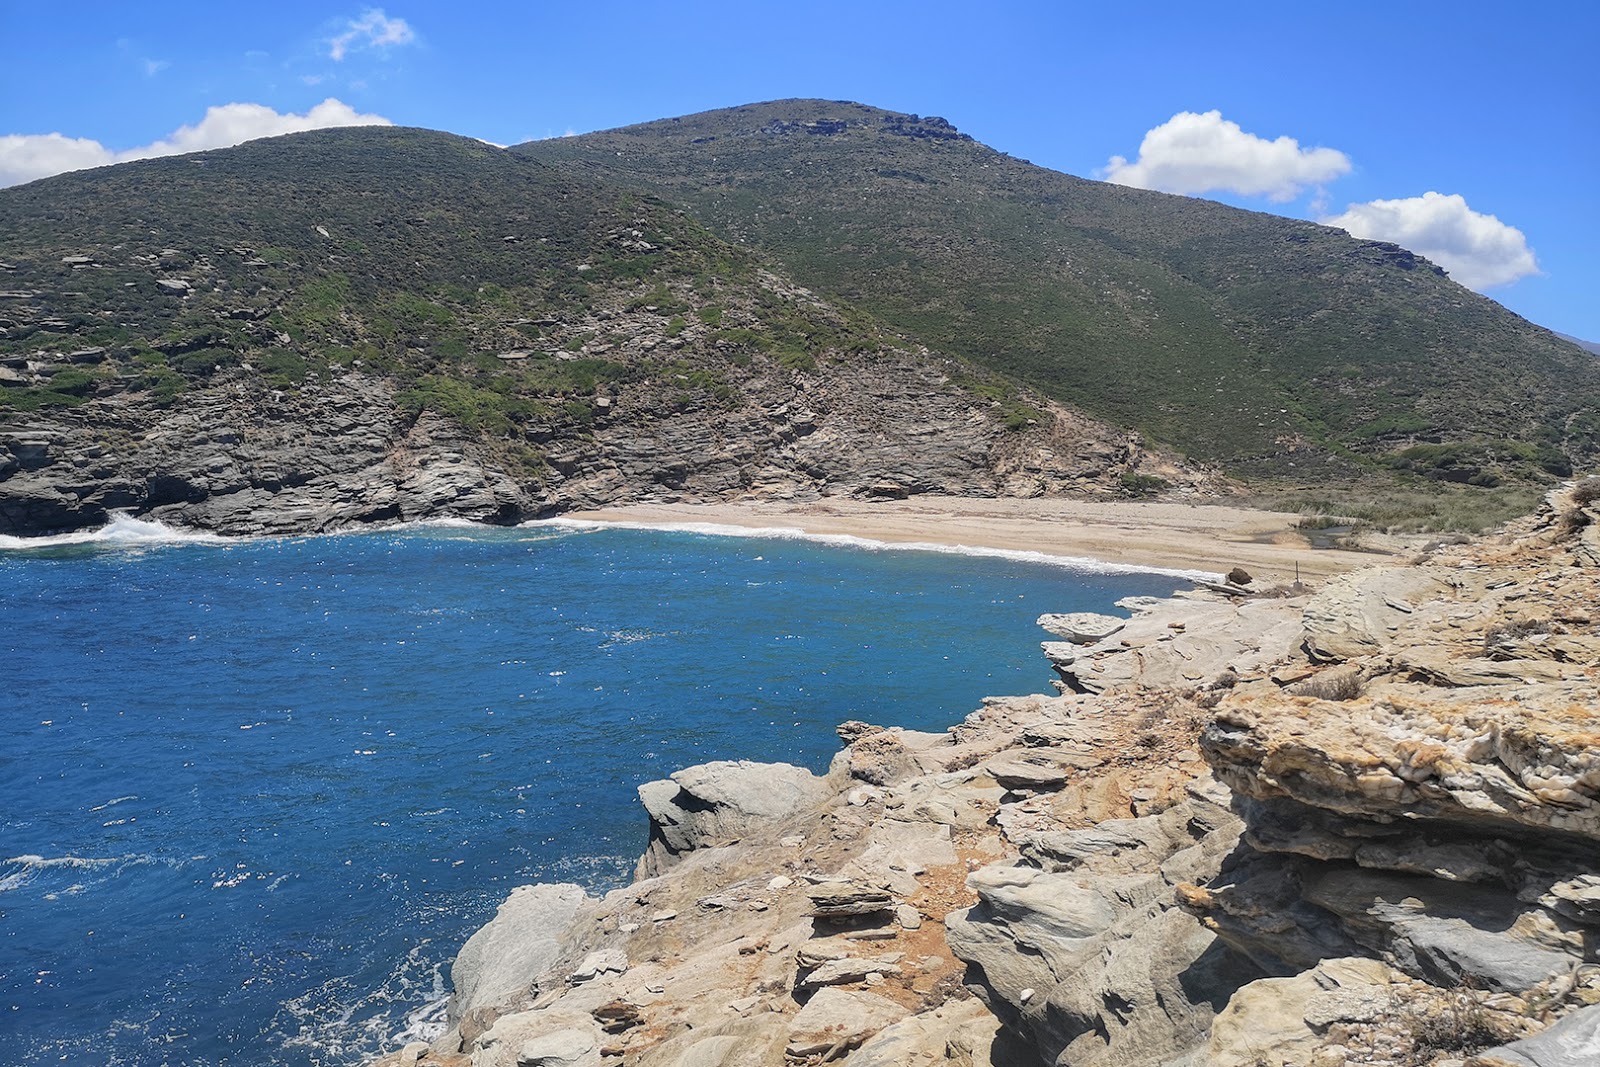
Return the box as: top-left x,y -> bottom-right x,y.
369,484 -> 1600,1067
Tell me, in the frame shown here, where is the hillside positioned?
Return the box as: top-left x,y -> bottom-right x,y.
0,127 -> 1205,536
518,100 -> 1600,491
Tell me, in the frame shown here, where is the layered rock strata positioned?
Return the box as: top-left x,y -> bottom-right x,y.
370,484 -> 1600,1067
372,585 -> 1309,1067
1183,484 -> 1600,1066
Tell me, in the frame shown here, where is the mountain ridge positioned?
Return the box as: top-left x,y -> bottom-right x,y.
0,125 -> 1208,536
517,99 -> 1600,491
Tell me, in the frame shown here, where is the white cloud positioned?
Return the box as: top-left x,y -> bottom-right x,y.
0,133 -> 115,187
142,58 -> 170,77
1103,110 -> 1351,202
328,8 -> 416,61
1320,191 -> 1538,290
0,98 -> 392,188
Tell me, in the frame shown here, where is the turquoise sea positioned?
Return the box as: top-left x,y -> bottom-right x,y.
0,516 -> 1190,1065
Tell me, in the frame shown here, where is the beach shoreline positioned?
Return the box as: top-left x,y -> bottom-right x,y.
560,496 -> 1391,582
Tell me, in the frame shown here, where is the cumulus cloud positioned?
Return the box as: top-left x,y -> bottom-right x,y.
328,8 -> 416,61
1321,191 -> 1538,290
1103,110 -> 1351,202
0,98 -> 392,188
0,133 -> 117,187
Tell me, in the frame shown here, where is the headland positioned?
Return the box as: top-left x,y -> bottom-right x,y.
371,484 -> 1600,1067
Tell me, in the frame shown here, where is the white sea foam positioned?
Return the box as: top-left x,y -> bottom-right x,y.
0,511 -> 228,551
0,853 -> 161,893
528,517 -> 1220,582
275,939 -> 449,1058
0,511 -> 565,553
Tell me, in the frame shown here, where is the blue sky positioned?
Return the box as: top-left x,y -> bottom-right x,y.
3,0 -> 1595,339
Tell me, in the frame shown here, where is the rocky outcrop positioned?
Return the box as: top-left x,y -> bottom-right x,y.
1041,590 -> 1306,694
0,376 -> 524,537
0,263 -> 1223,539
367,485 -> 1600,1067
0,348 -> 1221,537
449,883 -> 592,1028
1180,483 -> 1600,1061
636,760 -> 832,877
370,605 -> 1299,1067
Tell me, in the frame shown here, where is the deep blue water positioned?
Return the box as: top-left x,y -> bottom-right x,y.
0,519 -> 1185,1066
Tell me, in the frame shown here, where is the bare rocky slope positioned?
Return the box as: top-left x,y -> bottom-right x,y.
370,484 -> 1600,1067
0,277 -> 1211,537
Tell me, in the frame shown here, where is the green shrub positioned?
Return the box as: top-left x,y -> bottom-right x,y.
43,368 -> 98,396
776,347 -> 816,372
1119,472 -> 1168,497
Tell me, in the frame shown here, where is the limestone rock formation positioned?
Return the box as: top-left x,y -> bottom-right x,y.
1181,483 -> 1600,1061
636,760 -> 832,877
449,883 -> 591,1026
368,484 -> 1600,1067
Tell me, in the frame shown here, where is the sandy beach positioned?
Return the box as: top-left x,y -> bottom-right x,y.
562,497 -> 1393,582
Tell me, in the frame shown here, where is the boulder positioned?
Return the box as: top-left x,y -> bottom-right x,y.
448,883 -> 590,1024
568,949 -> 626,985
636,760 -> 829,875
785,988 -> 909,1057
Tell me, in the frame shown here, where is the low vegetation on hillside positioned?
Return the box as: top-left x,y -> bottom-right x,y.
520,99 -> 1599,498
0,128 -> 938,450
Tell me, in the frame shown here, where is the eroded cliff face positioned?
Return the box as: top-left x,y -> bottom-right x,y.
368,487 -> 1600,1067
1179,484 -> 1600,1066
0,277 -> 1217,538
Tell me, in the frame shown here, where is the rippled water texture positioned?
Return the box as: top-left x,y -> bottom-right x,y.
1,519 -> 1184,1065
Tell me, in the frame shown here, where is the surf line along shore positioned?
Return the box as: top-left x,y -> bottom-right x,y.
554,497 -> 1389,582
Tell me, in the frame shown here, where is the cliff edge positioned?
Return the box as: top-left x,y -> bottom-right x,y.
370,484 -> 1600,1067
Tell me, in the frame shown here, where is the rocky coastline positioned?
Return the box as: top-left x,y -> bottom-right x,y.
0,288 -> 1220,541
365,484 -> 1600,1067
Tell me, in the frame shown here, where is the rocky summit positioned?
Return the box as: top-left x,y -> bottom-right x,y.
363,485 -> 1600,1067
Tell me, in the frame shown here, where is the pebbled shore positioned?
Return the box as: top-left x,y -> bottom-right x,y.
371,485 -> 1600,1067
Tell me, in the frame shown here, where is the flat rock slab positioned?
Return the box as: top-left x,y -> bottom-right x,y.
786,987 -> 910,1057
518,1027 -> 598,1067
1037,612 -> 1125,644
806,880 -> 894,918
1473,1003 -> 1600,1066
800,954 -> 905,988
